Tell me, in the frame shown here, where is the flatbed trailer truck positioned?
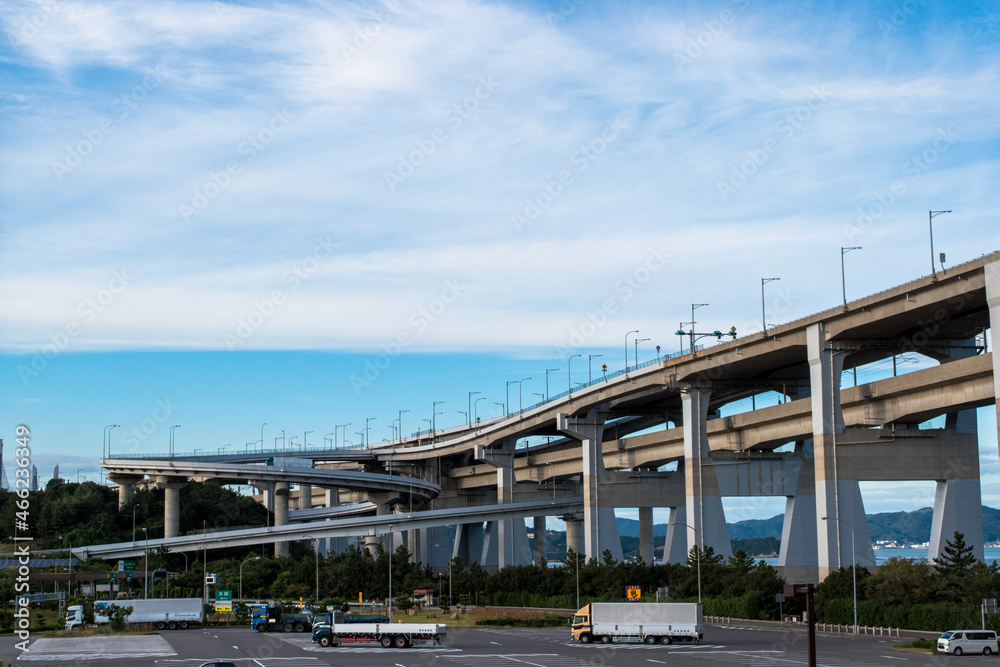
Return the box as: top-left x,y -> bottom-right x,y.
571,602 -> 702,644
312,621 -> 446,648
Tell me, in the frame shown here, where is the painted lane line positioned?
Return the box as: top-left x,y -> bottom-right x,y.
879,656 -> 908,660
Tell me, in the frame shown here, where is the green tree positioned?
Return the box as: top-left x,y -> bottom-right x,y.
936,531 -> 978,575
104,603 -> 133,632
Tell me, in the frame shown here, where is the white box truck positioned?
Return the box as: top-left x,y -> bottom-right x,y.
66,598 -> 204,631
571,602 -> 702,644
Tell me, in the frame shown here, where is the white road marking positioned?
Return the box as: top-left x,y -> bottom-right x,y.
879,656 -> 908,660
646,660 -> 666,664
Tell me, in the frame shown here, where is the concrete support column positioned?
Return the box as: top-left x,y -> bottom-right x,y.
273,482 -> 289,557
108,474 -> 143,510
681,388 -> 731,560
298,484 -> 312,510
533,516 -> 547,565
808,323 -> 852,579
365,496 -> 392,555
474,439 -> 531,568
987,260 -> 1000,437
157,477 -> 186,539
663,506 -> 689,564
324,488 -> 344,556
454,523 -> 484,566
778,439 -> 819,583
638,507 -> 654,564
564,514 -> 584,556
557,413 -> 623,562
930,338 -> 986,562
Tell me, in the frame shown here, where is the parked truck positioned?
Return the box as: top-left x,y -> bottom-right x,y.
66,598 -> 204,631
251,601 -> 315,632
312,621 -> 447,648
571,602 -> 702,644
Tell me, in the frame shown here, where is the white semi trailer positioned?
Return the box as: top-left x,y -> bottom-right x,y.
66,598 -> 204,631
312,621 -> 447,648
571,602 -> 702,644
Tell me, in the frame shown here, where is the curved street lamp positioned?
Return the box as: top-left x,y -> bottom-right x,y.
567,354 -> 581,393
624,330 -> 639,370
518,378 -> 532,412
240,555 -> 260,600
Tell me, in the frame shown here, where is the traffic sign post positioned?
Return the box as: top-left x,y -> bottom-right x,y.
626,586 -> 641,602
215,590 -> 233,612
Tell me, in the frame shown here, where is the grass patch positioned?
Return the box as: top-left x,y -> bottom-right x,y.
893,638 -> 938,652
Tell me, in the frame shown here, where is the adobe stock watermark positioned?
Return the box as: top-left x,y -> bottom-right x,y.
673,0 -> 751,71
224,236 -> 337,349
383,74 -> 501,192
51,66 -> 165,182
6,0 -> 62,53
340,0 -> 403,64
179,108 -> 295,223
877,0 -> 929,38
553,245 -> 669,358
511,116 -> 628,232
18,269 -> 134,385
843,127 -> 958,244
350,278 -> 468,394
716,85 -> 829,202
544,0 -> 585,26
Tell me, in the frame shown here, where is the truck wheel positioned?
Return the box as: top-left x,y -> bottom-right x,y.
294,622 -> 305,632
380,636 -> 393,648
256,625 -> 267,633
644,635 -> 657,644
579,634 -> 592,644
156,621 -> 167,630
283,622 -> 294,632
661,636 -> 673,645
393,636 -> 409,648
601,636 -> 612,644
180,621 -> 189,629
168,621 -> 178,630
319,636 -> 331,647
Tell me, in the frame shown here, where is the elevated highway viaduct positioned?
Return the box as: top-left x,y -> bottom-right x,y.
105,252 -> 1000,581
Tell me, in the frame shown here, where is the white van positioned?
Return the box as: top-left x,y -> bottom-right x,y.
937,630 -> 998,655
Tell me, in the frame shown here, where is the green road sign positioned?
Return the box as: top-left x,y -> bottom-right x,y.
122,560 -> 137,571
215,590 -> 232,602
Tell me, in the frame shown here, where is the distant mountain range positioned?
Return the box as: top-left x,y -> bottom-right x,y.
615,506 -> 1000,545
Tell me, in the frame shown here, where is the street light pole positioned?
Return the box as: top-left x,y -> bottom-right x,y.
365,418 -> 377,447
518,378 -> 531,411
142,527 -> 149,598
336,423 -> 351,448
588,354 -> 603,384
840,248 -> 860,307
398,410 -> 409,442
304,430 -> 313,451
690,304 -> 708,354
432,402 -> 444,436
474,397 -> 486,423
634,339 -> 649,367
761,278 -> 780,331
387,524 -> 394,623
169,424 -> 181,456
674,521 -> 702,604
544,369 -> 559,401
929,210 -> 952,276
822,516 -> 857,634
624,330 -> 639,371
239,555 -> 260,600
132,503 -> 140,543
567,354 -> 581,393
467,392 -> 480,426
260,422 -> 266,452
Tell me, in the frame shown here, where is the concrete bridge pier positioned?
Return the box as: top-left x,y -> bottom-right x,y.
109,473 -> 144,509
681,388 -> 731,560
454,522 -> 485,566
298,483 -> 312,510
930,339 -> 986,562
638,507 -> 654,564
808,323 -> 857,580
989,260 -> 1000,434
157,476 -> 187,539
475,438 -> 531,568
364,495 -> 393,555
557,413 -> 624,562
274,482 -> 289,557
324,488 -> 347,556
533,516 -> 547,564
663,506 -> 689,564
563,513 -> 584,556
778,439 -> 819,583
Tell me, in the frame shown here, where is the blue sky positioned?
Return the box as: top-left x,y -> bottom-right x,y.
2,0 -> 999,524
